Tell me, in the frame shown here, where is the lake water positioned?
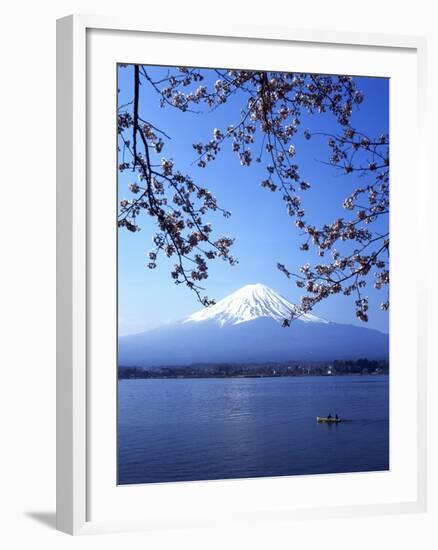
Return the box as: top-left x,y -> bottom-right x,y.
118,375 -> 389,484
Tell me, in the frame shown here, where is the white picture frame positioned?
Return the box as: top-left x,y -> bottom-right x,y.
56,14 -> 428,535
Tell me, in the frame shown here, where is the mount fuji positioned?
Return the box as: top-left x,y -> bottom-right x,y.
184,283 -> 326,326
118,283 -> 389,367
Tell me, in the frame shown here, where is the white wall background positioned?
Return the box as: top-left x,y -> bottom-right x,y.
0,1 -> 436,548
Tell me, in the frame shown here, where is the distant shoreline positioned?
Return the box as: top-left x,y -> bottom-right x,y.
118,360 -> 389,380
119,372 -> 388,380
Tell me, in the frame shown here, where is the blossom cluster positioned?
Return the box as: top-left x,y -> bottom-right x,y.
117,69 -> 237,305
277,127 -> 389,322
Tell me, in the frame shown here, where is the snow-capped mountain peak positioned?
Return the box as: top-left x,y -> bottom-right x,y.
120,283 -> 388,367
184,283 -> 327,327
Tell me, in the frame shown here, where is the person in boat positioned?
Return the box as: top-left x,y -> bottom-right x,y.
327,413 -> 332,419
335,414 -> 339,420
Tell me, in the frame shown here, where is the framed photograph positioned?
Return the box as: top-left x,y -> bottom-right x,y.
57,15 -> 427,535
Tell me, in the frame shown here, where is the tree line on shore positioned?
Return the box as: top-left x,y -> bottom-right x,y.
118,358 -> 389,379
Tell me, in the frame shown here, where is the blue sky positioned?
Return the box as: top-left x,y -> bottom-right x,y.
118,66 -> 389,336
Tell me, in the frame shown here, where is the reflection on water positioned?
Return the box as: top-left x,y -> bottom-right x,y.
118,375 -> 389,484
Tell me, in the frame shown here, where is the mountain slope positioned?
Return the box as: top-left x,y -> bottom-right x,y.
185,283 -> 326,326
119,284 -> 389,367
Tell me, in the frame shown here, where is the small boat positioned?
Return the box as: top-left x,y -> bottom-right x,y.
316,416 -> 341,423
